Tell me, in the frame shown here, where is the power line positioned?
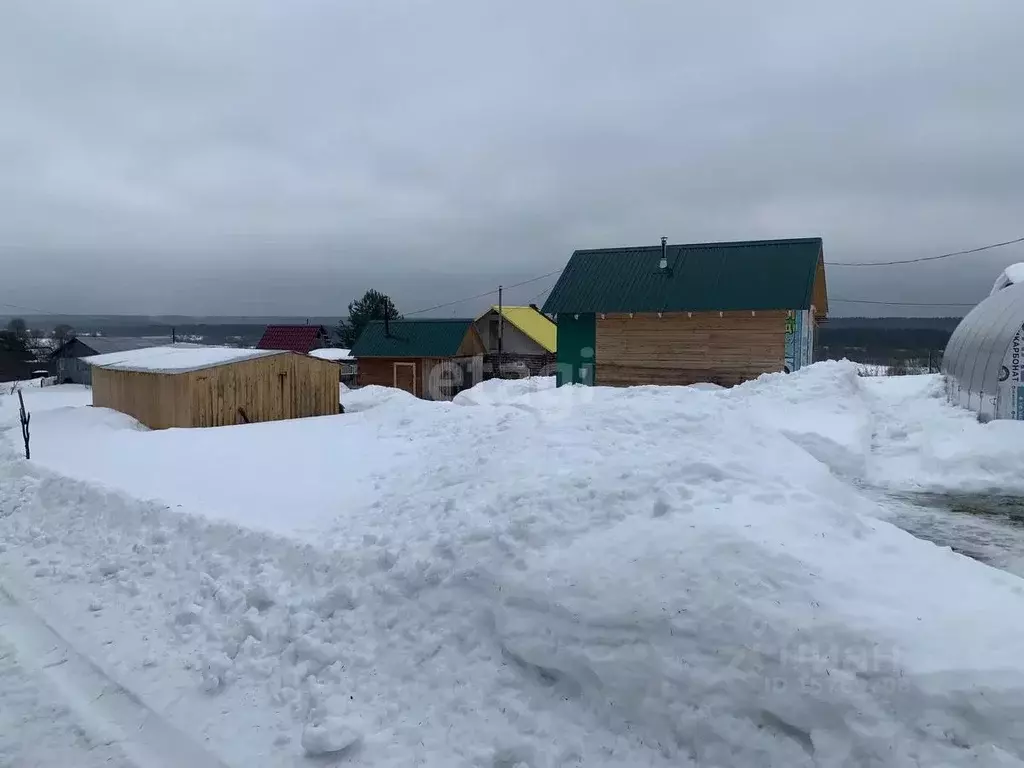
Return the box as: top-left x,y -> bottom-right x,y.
403,288 -> 500,317
0,300 -> 59,314
829,236 -> 1024,267
403,269 -> 562,316
524,281 -> 557,306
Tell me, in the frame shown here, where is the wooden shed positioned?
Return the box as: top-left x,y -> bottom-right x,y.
351,318 -> 485,399
87,345 -> 341,429
542,237 -> 828,387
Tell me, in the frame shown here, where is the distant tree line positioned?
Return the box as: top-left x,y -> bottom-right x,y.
815,326 -> 952,368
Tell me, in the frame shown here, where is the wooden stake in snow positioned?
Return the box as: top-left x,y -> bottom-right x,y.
17,389 -> 30,460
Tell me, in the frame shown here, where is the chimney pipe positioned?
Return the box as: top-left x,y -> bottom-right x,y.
384,313 -> 391,337
659,237 -> 668,270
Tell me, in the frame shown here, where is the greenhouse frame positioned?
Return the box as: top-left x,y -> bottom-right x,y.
942,281 -> 1024,421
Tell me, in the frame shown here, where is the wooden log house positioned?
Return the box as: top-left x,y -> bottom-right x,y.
351,318 -> 485,399
542,237 -> 828,387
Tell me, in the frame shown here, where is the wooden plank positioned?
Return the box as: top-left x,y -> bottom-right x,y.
457,326 -> 486,357
94,353 -> 338,430
812,255 -> 828,319
93,367 -> 187,429
595,311 -> 786,387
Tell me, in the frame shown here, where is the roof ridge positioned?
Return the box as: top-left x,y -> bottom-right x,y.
545,238 -> 824,315
574,237 -> 822,255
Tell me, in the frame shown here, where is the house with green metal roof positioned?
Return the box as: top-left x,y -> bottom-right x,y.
350,318 -> 485,399
541,237 -> 827,387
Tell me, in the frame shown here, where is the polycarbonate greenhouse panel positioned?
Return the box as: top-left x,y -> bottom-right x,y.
942,282 -> 1024,420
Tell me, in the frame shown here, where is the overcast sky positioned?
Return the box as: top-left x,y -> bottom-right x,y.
2,1 -> 1023,317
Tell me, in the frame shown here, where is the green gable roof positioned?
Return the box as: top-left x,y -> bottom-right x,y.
542,237 -> 824,315
351,318 -> 474,358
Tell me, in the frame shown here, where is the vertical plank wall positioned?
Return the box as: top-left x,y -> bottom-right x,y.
189,353 -> 340,427
92,367 -> 193,429
595,311 -> 789,386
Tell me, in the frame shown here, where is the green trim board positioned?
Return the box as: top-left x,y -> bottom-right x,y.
555,313 -> 596,386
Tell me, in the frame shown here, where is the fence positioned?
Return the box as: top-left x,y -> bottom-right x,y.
481,352 -> 557,380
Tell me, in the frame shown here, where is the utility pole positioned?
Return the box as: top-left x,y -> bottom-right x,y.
497,284 -> 504,360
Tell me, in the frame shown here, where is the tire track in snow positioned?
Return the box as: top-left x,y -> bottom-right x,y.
0,579 -> 230,768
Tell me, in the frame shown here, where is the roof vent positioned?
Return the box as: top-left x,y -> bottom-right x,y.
659,236 -> 669,271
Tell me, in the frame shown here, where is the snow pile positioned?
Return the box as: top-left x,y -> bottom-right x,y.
0,384 -> 91,428
341,384 -> 421,414
723,362 -> 876,479
5,364 -> 1024,764
452,375 -> 555,406
990,262 -> 1024,295
863,374 -> 1024,494
85,344 -> 282,373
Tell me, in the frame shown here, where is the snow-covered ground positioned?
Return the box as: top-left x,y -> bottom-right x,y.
3,364 -> 1024,765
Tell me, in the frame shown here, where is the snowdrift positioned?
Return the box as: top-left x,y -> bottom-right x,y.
4,365 -> 1024,765
452,375 -> 555,406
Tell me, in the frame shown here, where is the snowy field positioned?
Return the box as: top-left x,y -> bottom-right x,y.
3,364 -> 1024,765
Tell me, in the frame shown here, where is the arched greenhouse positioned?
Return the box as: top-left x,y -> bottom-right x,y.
942,272 -> 1024,421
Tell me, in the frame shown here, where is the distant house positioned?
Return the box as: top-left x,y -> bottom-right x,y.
309,347 -> 357,384
256,325 -> 329,354
474,305 -> 556,355
472,305 -> 557,379
87,345 -> 340,429
542,237 -> 828,387
50,336 -> 167,385
351,318 -> 485,399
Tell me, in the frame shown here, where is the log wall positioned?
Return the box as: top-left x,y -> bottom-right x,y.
357,358 -> 423,396
356,357 -> 483,400
595,311 -> 788,386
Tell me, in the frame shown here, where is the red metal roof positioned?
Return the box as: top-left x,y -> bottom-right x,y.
256,325 -> 328,353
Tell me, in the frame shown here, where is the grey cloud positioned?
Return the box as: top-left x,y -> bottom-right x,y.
2,1 -> 1023,316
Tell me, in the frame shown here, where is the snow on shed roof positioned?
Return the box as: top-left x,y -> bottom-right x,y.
309,347 -> 353,361
85,345 -> 286,373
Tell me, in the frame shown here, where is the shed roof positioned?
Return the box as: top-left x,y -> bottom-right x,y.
542,238 -> 825,315
476,306 -> 556,353
351,319 -> 475,358
256,324 -> 328,353
86,345 -> 285,374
